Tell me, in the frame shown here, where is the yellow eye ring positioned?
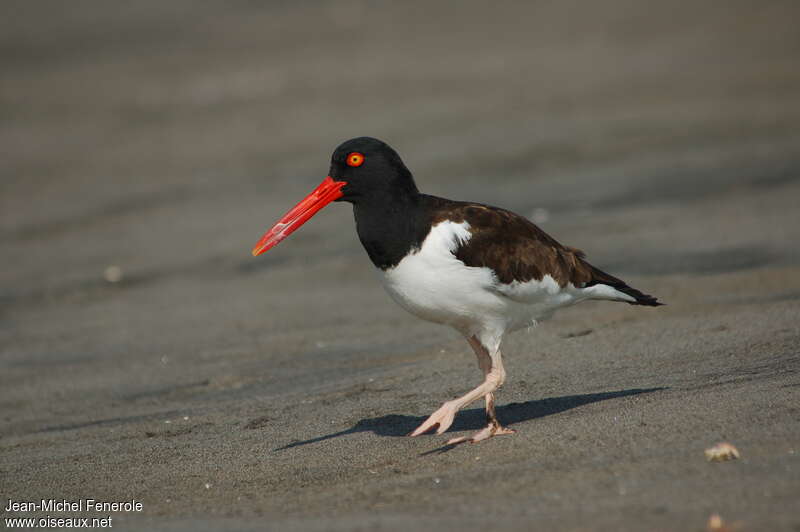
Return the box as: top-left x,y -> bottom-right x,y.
346,152 -> 365,167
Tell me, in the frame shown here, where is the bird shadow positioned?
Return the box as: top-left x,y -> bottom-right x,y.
274,387 -> 665,452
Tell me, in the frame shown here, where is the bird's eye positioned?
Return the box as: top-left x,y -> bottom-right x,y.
346,152 -> 365,167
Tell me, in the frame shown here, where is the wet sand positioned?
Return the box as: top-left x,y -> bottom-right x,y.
2,1 -> 799,530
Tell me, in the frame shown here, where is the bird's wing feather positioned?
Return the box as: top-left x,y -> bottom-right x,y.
423,197 -> 661,306
427,199 -> 593,286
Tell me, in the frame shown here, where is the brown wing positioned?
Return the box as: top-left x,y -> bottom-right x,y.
426,198 -> 661,306
429,200 -> 591,286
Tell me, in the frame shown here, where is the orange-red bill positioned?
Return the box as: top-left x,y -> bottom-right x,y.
251,176 -> 347,256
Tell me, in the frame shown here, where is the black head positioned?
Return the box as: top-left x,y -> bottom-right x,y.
251,137 -> 420,257
329,137 -> 419,204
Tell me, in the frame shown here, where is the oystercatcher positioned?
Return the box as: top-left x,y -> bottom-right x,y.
252,137 -> 662,444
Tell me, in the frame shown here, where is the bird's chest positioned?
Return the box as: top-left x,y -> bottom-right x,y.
378,222 -> 503,329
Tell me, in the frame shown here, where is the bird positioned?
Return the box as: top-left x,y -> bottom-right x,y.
252,136 -> 662,444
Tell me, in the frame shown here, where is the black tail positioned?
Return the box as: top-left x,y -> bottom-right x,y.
586,265 -> 663,307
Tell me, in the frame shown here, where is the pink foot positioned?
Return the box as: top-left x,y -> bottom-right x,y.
446,422 -> 516,445
409,401 -> 458,437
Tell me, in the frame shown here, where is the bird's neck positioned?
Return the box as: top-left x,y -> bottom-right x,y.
352,191 -> 428,270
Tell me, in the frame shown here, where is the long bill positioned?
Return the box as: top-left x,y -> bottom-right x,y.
251,176 -> 347,256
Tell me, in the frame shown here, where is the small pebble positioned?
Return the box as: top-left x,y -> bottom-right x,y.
705,442 -> 740,462
707,513 -> 724,531
103,265 -> 123,283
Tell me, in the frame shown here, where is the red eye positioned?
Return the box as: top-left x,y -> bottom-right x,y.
346,152 -> 364,167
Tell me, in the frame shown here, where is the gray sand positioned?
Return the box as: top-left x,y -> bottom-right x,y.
2,1 -> 799,530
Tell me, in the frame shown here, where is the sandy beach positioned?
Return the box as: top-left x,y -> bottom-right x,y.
2,1 -> 799,530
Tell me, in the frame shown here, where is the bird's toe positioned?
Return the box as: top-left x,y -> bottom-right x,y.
409,402 -> 458,437
446,422 -> 516,445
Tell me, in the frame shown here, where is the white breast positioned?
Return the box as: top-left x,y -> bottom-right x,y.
379,221 -> 587,338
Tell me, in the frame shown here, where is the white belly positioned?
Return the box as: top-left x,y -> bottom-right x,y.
379,221 -> 584,336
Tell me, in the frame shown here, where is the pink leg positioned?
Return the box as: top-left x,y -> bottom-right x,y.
409,335 -> 515,443
448,390 -> 516,444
